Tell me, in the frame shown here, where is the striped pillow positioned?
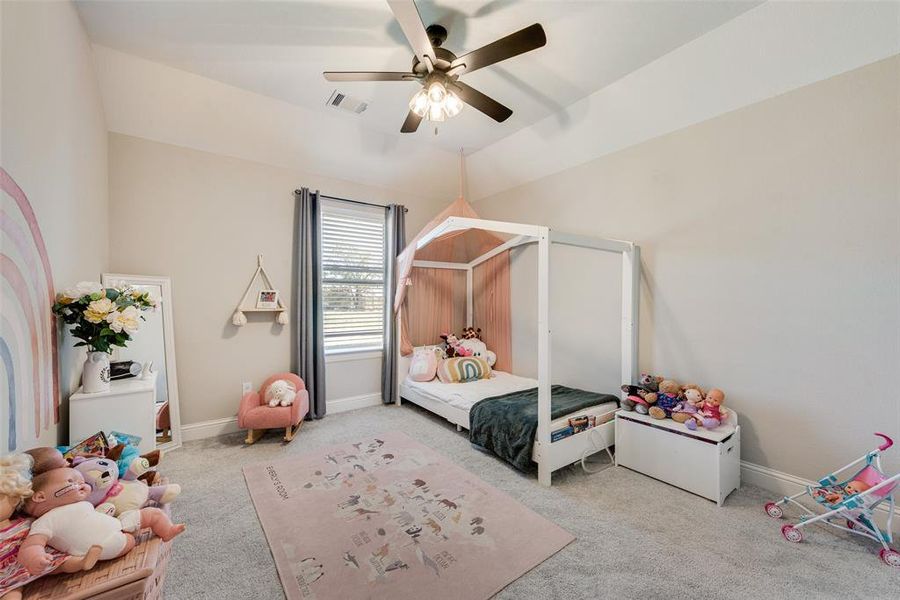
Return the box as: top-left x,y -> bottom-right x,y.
437,357 -> 492,384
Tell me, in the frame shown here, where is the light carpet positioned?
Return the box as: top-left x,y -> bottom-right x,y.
162,403 -> 898,599
243,431 -> 573,599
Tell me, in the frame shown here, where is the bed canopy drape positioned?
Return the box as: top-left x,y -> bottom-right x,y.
394,197 -> 512,372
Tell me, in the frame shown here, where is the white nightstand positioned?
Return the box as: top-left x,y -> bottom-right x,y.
68,371 -> 158,454
614,409 -> 741,506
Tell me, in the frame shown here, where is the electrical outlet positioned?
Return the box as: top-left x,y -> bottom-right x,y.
242,381 -> 253,394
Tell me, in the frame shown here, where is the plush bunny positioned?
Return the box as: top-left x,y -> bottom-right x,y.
266,379 -> 297,407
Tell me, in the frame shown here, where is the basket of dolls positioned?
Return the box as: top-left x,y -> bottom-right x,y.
1,442 -> 184,600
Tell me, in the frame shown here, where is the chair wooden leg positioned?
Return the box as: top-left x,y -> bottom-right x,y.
284,421 -> 302,442
245,429 -> 264,445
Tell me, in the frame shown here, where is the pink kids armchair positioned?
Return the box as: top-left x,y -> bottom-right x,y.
238,373 -> 309,444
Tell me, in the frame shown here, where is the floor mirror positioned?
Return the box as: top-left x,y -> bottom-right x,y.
102,273 -> 182,451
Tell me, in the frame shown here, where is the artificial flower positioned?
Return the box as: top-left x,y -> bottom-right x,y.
63,281 -> 103,300
106,305 -> 141,335
55,293 -> 74,305
84,298 -> 115,323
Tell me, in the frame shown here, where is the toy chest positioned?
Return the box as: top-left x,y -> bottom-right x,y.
615,409 -> 741,506
21,506 -> 173,600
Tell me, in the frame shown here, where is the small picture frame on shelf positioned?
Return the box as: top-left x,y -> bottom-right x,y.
256,289 -> 279,309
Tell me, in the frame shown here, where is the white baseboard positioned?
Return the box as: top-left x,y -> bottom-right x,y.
179,393 -> 383,442
181,416 -> 240,442
328,392 -> 382,414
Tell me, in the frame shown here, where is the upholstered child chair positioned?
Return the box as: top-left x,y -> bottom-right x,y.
238,373 -> 309,444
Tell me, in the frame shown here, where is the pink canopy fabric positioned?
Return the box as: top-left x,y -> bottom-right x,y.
395,197 -> 511,371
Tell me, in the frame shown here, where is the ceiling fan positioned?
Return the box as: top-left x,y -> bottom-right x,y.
323,0 -> 547,133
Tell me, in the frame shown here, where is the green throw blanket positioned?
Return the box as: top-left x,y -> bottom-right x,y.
469,385 -> 619,472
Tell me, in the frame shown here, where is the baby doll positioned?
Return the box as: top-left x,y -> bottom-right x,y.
0,455 -> 100,600
686,388 -> 727,430
18,467 -> 185,575
671,386 -> 704,424
648,380 -> 682,420
823,480 -> 872,504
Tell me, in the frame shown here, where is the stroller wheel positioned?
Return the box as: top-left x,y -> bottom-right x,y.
765,502 -> 783,519
846,519 -> 856,530
880,548 -> 900,568
782,525 -> 803,543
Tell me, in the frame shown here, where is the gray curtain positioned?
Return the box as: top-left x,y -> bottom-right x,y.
381,204 -> 406,404
292,188 -> 326,419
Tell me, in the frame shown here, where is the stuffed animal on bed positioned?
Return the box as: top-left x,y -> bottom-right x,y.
457,338 -> 496,368
440,333 -> 471,358
461,327 -> 481,340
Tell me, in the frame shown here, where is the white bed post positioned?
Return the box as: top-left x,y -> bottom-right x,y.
621,245 -> 641,387
466,267 -> 473,327
537,228 -> 552,487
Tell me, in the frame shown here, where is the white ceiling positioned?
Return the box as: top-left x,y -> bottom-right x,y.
75,0 -> 760,153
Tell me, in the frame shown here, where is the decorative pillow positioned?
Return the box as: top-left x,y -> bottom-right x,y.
408,347 -> 440,382
437,357 -> 492,384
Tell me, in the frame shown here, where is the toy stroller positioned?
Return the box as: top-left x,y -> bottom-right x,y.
764,433 -> 899,566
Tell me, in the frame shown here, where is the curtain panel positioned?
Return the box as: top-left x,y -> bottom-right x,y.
382,205 -> 406,404
292,188 -> 326,419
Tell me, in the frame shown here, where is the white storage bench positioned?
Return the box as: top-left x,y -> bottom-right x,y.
615,409 -> 740,506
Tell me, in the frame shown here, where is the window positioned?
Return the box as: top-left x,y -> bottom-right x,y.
320,199 -> 385,354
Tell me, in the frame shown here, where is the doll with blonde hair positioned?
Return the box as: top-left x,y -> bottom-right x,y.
0,454 -> 100,600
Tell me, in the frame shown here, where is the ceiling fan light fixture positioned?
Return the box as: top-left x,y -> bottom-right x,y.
427,81 -> 446,103
409,89 -> 429,117
443,90 -> 463,118
428,101 -> 446,122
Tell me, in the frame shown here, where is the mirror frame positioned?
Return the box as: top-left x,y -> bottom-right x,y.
101,273 -> 182,451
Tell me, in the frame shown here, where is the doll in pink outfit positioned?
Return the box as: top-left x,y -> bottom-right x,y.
685,388 -> 728,430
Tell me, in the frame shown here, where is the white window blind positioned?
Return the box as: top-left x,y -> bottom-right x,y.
320,200 -> 386,353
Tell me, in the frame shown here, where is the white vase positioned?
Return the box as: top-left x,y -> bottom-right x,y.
83,351 -> 111,393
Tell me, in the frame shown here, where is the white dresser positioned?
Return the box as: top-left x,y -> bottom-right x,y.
615,409 -> 741,506
69,372 -> 158,454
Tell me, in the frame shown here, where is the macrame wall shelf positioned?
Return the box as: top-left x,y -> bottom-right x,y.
232,255 -> 289,326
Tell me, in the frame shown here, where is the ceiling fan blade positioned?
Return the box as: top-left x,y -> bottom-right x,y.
451,81 -> 512,122
387,0 -> 437,68
323,71 -> 417,82
450,23 -> 546,76
401,110 -> 423,133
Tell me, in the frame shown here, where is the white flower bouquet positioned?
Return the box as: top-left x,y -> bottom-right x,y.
52,281 -> 157,353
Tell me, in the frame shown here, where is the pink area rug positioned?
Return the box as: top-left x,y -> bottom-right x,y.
243,431 -> 574,599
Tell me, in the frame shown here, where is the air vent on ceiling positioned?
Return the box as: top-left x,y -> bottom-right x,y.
327,90 -> 368,114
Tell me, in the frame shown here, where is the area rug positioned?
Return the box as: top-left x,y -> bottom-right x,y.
243,431 -> 574,599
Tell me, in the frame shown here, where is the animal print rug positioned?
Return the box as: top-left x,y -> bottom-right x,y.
243,431 -> 574,599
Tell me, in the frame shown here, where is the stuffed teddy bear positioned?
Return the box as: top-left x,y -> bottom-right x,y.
671,385 -> 704,424
461,327 -> 482,340
72,456 -> 180,518
685,388 -> 727,430
0,455 -> 101,599
648,379 -> 682,420
620,373 -> 663,414
18,467 -> 184,574
265,379 -> 297,407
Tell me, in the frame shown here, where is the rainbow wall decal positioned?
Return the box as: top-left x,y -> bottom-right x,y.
1,167 -> 58,451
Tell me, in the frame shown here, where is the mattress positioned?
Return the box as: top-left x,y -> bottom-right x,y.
401,372 -> 619,430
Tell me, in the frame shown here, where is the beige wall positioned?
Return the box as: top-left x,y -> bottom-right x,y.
1,0 -> 109,451
107,133 -> 446,426
474,56 -> 900,480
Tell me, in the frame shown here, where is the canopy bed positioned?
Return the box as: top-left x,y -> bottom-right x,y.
392,199 -> 640,487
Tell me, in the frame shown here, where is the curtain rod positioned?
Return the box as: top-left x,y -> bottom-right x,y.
296,190 -> 408,213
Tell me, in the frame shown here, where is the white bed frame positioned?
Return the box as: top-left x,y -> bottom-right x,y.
395,216 -> 640,487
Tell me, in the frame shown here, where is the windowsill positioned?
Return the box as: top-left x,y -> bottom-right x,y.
325,349 -> 384,364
